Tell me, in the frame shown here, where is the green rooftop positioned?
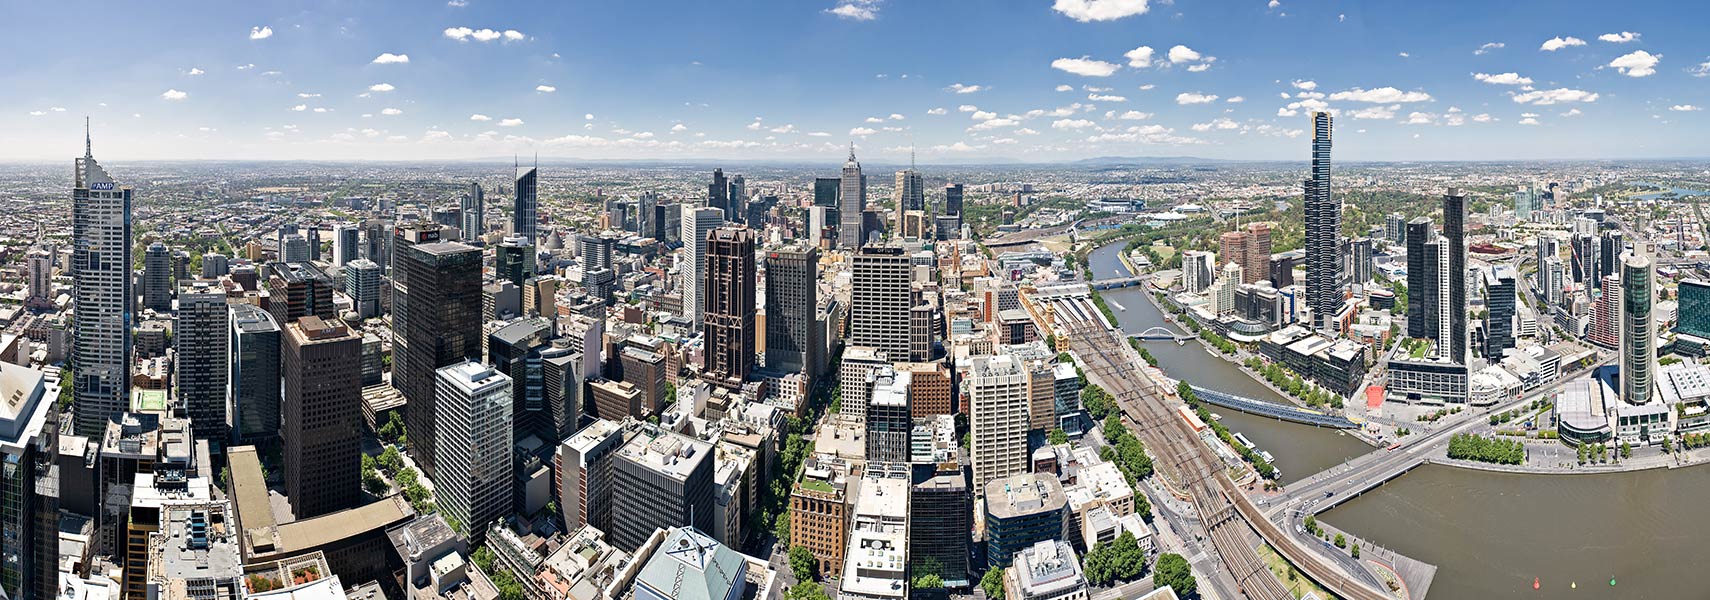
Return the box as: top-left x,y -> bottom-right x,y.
131,389 -> 168,413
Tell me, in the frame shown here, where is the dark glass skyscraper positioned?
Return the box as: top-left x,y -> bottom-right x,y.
1405,218 -> 1435,339
1484,266 -> 1516,358
462,182 -> 484,241
1304,112 -> 1340,331
394,226 -> 483,478
513,163 -> 538,244
283,316 -> 362,519
765,244 -> 819,380
709,168 -> 729,218
813,177 -> 840,207
230,303 -> 281,444
1444,188 -> 1468,365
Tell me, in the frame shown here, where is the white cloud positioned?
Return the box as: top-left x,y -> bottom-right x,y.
1088,93 -> 1128,102
1402,111 -> 1435,125
1671,104 -> 1703,112
957,105 -> 979,112
1052,118 -> 1097,129
1598,31 -> 1639,43
1472,113 -> 1494,123
313,107 -> 331,113
1190,117 -> 1240,131
1291,80 -> 1317,91
470,114 -> 492,121
1609,50 -> 1661,77
448,0 -> 468,6
290,104 -> 306,112
369,83 -> 396,92
1350,104 -> 1398,120
585,113 -> 595,120
1167,45 -> 1216,70
535,84 -> 557,93
381,107 -> 403,115
1016,128 -> 1039,135
27,111 -> 44,116
1519,116 -> 1540,125
499,118 -> 523,127
249,26 -> 273,40
770,124 -> 797,133
927,107 -> 948,115
1511,88 -> 1599,105
1124,46 -> 1155,68
1475,42 -> 1505,55
51,107 -> 66,112
372,53 -> 410,64
968,118 -> 1020,131
671,123 -> 688,132
1051,57 -> 1121,77
161,89 -> 188,101
1025,103 -> 1088,118
827,0 -> 881,21
1398,52 -> 1410,58
443,27 -> 526,43
187,67 -> 204,76
1055,84 -> 1074,92
1560,108 -> 1582,117
889,113 -> 905,120
1328,87 -> 1432,103
237,63 -> 255,70
1276,98 -> 1330,117
1473,72 -> 1533,86
808,131 -> 831,137
1540,36 -> 1586,52
865,116 -> 884,123
971,110 -> 998,121
947,83 -> 985,94
1116,110 -> 1152,120
297,92 -> 321,98
1176,92 -> 1218,104
849,127 -> 877,136
1052,0 -> 1150,22
1268,0 -> 1280,8
1694,61 -> 1710,78
1226,96 -> 1245,103
1138,83 -> 1155,90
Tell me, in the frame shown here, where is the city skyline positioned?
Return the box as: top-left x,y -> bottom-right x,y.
4,0 -> 1709,162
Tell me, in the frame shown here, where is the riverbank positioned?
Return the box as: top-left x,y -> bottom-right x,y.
1426,441 -> 1710,476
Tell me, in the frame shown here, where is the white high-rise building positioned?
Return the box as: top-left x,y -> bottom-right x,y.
893,167 -> 924,228
1209,262 -> 1242,316
433,360 -> 514,540
332,224 -> 360,267
461,182 -> 484,241
26,248 -> 54,303
680,206 -> 725,328
71,126 -> 133,436
969,354 -> 1029,490
839,146 -> 867,249
1181,250 -> 1215,295
1435,237 -> 1452,360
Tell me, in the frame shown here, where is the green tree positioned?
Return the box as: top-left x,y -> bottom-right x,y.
1334,533 -> 1346,548
788,546 -> 818,582
1048,428 -> 1069,446
1154,553 -> 1197,598
787,581 -> 832,600
1351,544 -> 1361,559
378,412 -> 406,444
1082,531 -> 1147,586
981,567 -> 1007,600
911,574 -> 944,589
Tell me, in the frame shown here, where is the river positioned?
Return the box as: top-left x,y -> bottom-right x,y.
1087,239 -> 1710,599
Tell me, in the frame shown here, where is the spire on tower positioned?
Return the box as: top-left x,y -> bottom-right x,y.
85,116 -> 92,158
848,142 -> 856,162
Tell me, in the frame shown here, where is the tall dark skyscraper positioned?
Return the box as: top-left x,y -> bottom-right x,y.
709,168 -> 729,219
230,303 -> 281,445
945,183 -> 964,216
264,262 -> 337,326
495,235 -> 535,289
462,182 -> 485,241
142,242 -> 172,313
393,226 -> 483,477
1405,217 -> 1435,339
1600,230 -> 1625,284
283,316 -> 362,519
813,177 -> 840,207
850,245 -> 914,359
839,146 -> 867,249
1303,111 -> 1339,331
514,162 -> 539,244
1485,266 -> 1516,358
176,280 -> 230,440
488,318 -> 553,440
1443,188 -> 1469,365
729,174 -> 747,224
765,244 -> 820,382
703,227 -> 756,389
71,127 -> 133,436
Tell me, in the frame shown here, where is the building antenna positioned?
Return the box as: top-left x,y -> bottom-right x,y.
85,116 -> 92,158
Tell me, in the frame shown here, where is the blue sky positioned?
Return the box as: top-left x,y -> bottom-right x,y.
2,0 -> 1705,162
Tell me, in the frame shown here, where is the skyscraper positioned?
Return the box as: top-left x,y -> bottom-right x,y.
680,207 -> 726,329
765,244 -> 820,380
1347,237 -> 1373,286
814,177 -> 840,207
229,303 -> 281,445
1243,223 -> 1273,284
488,318 -> 553,440
578,232 -> 617,304
850,246 -> 914,360
940,183 -> 964,241
283,316 -> 362,519
332,224 -> 361,266
280,233 -> 310,263
433,360 -> 514,542
1443,188 -> 1469,365
264,262 -> 337,325
344,258 -> 382,319
1484,266 -> 1516,359
1404,218 -> 1435,341
1600,230 -> 1625,286
703,227 -> 757,389
839,146 -> 867,249
894,167 -> 924,230
709,168 -> 729,219
968,354 -> 1028,490
0,363 -> 54,600
176,280 -> 230,440
394,228 -> 483,478
1304,111 -> 1339,331
71,128 -> 133,436
1677,279 -> 1710,339
1536,235 -> 1560,291
496,235 -> 536,289
541,343 -> 585,440
142,242 -> 172,313
609,425 -> 714,551
1620,251 -> 1655,406
514,162 -> 539,244
729,174 -> 747,224
461,182 -> 485,241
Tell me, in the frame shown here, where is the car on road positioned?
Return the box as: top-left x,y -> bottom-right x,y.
1324,490 -> 1334,498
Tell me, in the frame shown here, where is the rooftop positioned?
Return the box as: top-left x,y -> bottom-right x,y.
1012,540 -> 1085,597
633,528 -> 748,600
985,472 -> 1066,520
616,425 -> 712,481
